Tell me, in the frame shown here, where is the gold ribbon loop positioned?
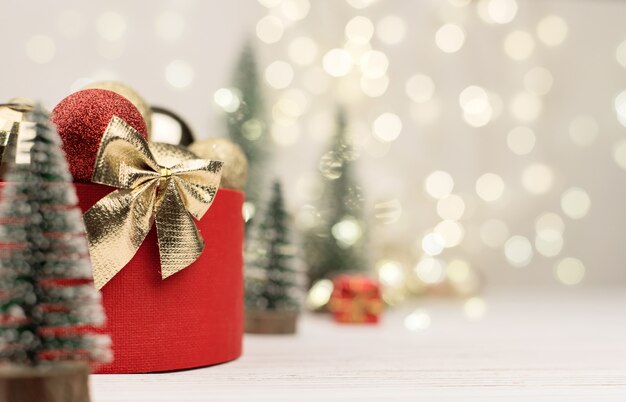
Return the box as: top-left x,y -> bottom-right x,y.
84,116 -> 223,289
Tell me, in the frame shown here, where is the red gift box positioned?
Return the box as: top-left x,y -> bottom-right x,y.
1,95 -> 244,373
329,275 -> 383,324
74,183 -> 243,373
0,180 -> 243,374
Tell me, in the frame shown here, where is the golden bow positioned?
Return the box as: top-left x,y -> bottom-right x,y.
84,116 -> 223,289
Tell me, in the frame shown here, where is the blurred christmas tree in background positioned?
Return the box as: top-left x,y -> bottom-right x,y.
226,41 -> 271,228
303,107 -> 368,289
0,105 -> 110,366
245,180 -> 299,312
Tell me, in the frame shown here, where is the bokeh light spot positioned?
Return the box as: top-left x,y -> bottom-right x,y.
510,92 -> 542,122
535,212 -> 565,236
446,259 -> 471,283
537,15 -> 568,46
265,60 -> 294,89
404,309 -> 431,331
288,36 -> 318,65
25,35 -> 56,64
568,115 -> 599,147
522,163 -> 554,194
345,16 -> 374,44
459,85 -> 493,127
480,219 -> 509,248
613,139 -> 626,170
378,260 -> 405,287
507,126 -> 536,155
613,91 -> 626,127
280,0 -> 310,21
376,15 -> 406,45
258,0 -> 282,7
560,187 -> 591,219
504,235 -> 533,267
504,30 -> 534,60
306,279 -> 334,309
436,194 -> 465,221
96,11 -> 127,41
165,60 -> 194,89
434,220 -> 465,248
359,50 -> 389,78
435,24 -> 465,53
323,48 -> 353,77
487,0 -> 518,24
214,87 -> 241,113
256,15 -> 284,44
464,297 -> 487,320
535,233 -> 563,258
361,74 -> 389,97
616,40 -> 626,69
406,74 -> 435,103
415,258 -> 446,284
447,259 -> 481,296
372,112 -> 402,142
421,233 -> 445,256
475,173 -> 505,202
346,0 -> 380,9
332,217 -> 363,247
524,67 -> 553,96
424,171 -> 455,199
554,258 -> 585,286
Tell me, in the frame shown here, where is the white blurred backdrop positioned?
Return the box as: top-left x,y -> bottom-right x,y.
1,0 -> 625,288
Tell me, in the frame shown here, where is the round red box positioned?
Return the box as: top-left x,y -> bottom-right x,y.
74,183 -> 244,373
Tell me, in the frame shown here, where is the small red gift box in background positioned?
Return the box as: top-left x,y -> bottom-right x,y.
329,275 -> 383,324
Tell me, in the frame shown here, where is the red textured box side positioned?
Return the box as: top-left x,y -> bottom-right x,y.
73,183 -> 244,373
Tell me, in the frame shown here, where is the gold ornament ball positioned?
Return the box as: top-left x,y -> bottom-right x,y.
7,97 -> 37,110
84,81 -> 152,136
1,98 -> 41,171
189,138 -> 248,191
1,99 -> 34,128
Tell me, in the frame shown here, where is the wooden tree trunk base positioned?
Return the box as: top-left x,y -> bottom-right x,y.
0,363 -> 90,402
245,310 -> 298,334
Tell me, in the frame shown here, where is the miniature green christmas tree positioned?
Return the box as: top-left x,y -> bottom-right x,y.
304,107 -> 367,288
0,105 -> 111,366
226,41 -> 271,224
245,180 -> 299,312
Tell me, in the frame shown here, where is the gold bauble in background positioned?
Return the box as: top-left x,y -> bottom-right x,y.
0,99 -> 38,173
7,98 -> 37,110
189,137 -> 248,191
84,81 -> 152,136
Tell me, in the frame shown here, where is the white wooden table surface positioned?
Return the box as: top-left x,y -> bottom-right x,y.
91,289 -> 626,401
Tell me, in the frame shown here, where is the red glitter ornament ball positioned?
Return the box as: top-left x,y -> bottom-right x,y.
51,89 -> 148,181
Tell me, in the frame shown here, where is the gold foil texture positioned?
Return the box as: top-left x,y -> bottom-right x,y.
83,116 -> 223,289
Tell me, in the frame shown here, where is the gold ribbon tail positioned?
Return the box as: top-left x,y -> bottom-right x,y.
84,183 -> 158,289
154,178 -> 204,279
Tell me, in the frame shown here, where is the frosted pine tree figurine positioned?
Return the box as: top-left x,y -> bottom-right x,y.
0,105 -> 110,402
245,180 -> 300,334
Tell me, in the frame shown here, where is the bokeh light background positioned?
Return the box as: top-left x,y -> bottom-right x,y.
2,0 -> 625,294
